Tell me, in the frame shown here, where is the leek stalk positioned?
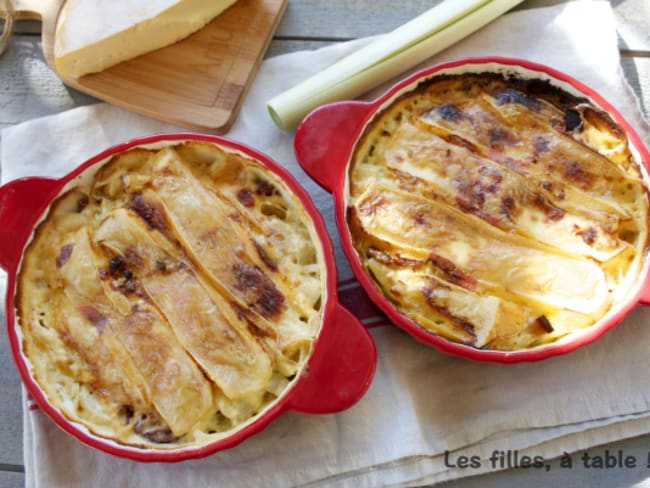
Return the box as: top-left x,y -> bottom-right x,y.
266,0 -> 524,131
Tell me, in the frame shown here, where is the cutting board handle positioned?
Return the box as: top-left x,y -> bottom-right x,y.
9,0 -> 62,20
294,101 -> 372,193
5,0 -> 63,67
286,302 -> 376,414
0,0 -> 14,56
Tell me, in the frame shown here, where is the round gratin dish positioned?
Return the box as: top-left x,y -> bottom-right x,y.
295,57 -> 650,363
0,133 -> 376,462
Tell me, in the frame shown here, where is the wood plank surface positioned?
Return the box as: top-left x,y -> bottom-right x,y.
0,306 -> 23,467
0,471 -> 24,488
622,56 -> 650,118
1,1 -> 650,487
0,37 -> 98,129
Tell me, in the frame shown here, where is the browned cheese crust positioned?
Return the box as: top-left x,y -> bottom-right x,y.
16,141 -> 325,449
347,73 -> 650,351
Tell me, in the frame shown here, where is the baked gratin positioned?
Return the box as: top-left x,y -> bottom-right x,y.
16,141 -> 325,449
348,72 -> 650,351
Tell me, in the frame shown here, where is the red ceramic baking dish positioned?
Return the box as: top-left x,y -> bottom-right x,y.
0,133 -> 376,462
295,56 -> 650,363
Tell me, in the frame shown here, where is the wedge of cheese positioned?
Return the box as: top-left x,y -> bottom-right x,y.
54,0 -> 239,78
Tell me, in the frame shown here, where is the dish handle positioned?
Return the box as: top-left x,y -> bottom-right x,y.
287,302 -> 376,414
637,270 -> 650,306
0,177 -> 60,271
294,101 -> 372,193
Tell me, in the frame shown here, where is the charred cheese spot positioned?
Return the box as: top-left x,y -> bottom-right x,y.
254,177 -> 276,196
493,87 -> 541,111
236,188 -> 255,207
437,103 -> 463,121
77,305 -> 108,333
129,193 -> 169,232
56,244 -> 75,268
232,263 -> 286,318
565,109 -> 583,131
76,194 -> 90,212
348,72 -> 649,351
252,239 -> 278,271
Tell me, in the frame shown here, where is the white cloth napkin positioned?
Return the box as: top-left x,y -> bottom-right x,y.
3,2 -> 650,487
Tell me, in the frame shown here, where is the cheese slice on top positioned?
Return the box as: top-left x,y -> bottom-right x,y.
54,0 -> 239,78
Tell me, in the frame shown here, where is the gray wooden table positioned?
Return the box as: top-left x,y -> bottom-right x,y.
0,1 -> 649,487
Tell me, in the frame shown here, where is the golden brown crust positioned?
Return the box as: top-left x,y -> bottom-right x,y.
16,141 -> 325,449
348,73 -> 649,351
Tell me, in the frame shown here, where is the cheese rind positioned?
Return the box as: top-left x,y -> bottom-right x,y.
54,0 -> 239,78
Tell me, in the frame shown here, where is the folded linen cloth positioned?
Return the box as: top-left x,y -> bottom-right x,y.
2,2 -> 650,487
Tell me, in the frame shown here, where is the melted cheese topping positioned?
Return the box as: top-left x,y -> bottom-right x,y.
16,141 -> 324,449
348,74 -> 649,351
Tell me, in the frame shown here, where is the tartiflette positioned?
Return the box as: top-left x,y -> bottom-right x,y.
16,141 -> 325,448
347,72 -> 650,351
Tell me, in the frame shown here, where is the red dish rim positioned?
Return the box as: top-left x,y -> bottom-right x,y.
2,132 -> 374,461
298,56 -> 650,363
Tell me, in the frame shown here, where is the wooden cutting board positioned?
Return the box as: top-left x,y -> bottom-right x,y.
6,0 -> 287,133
